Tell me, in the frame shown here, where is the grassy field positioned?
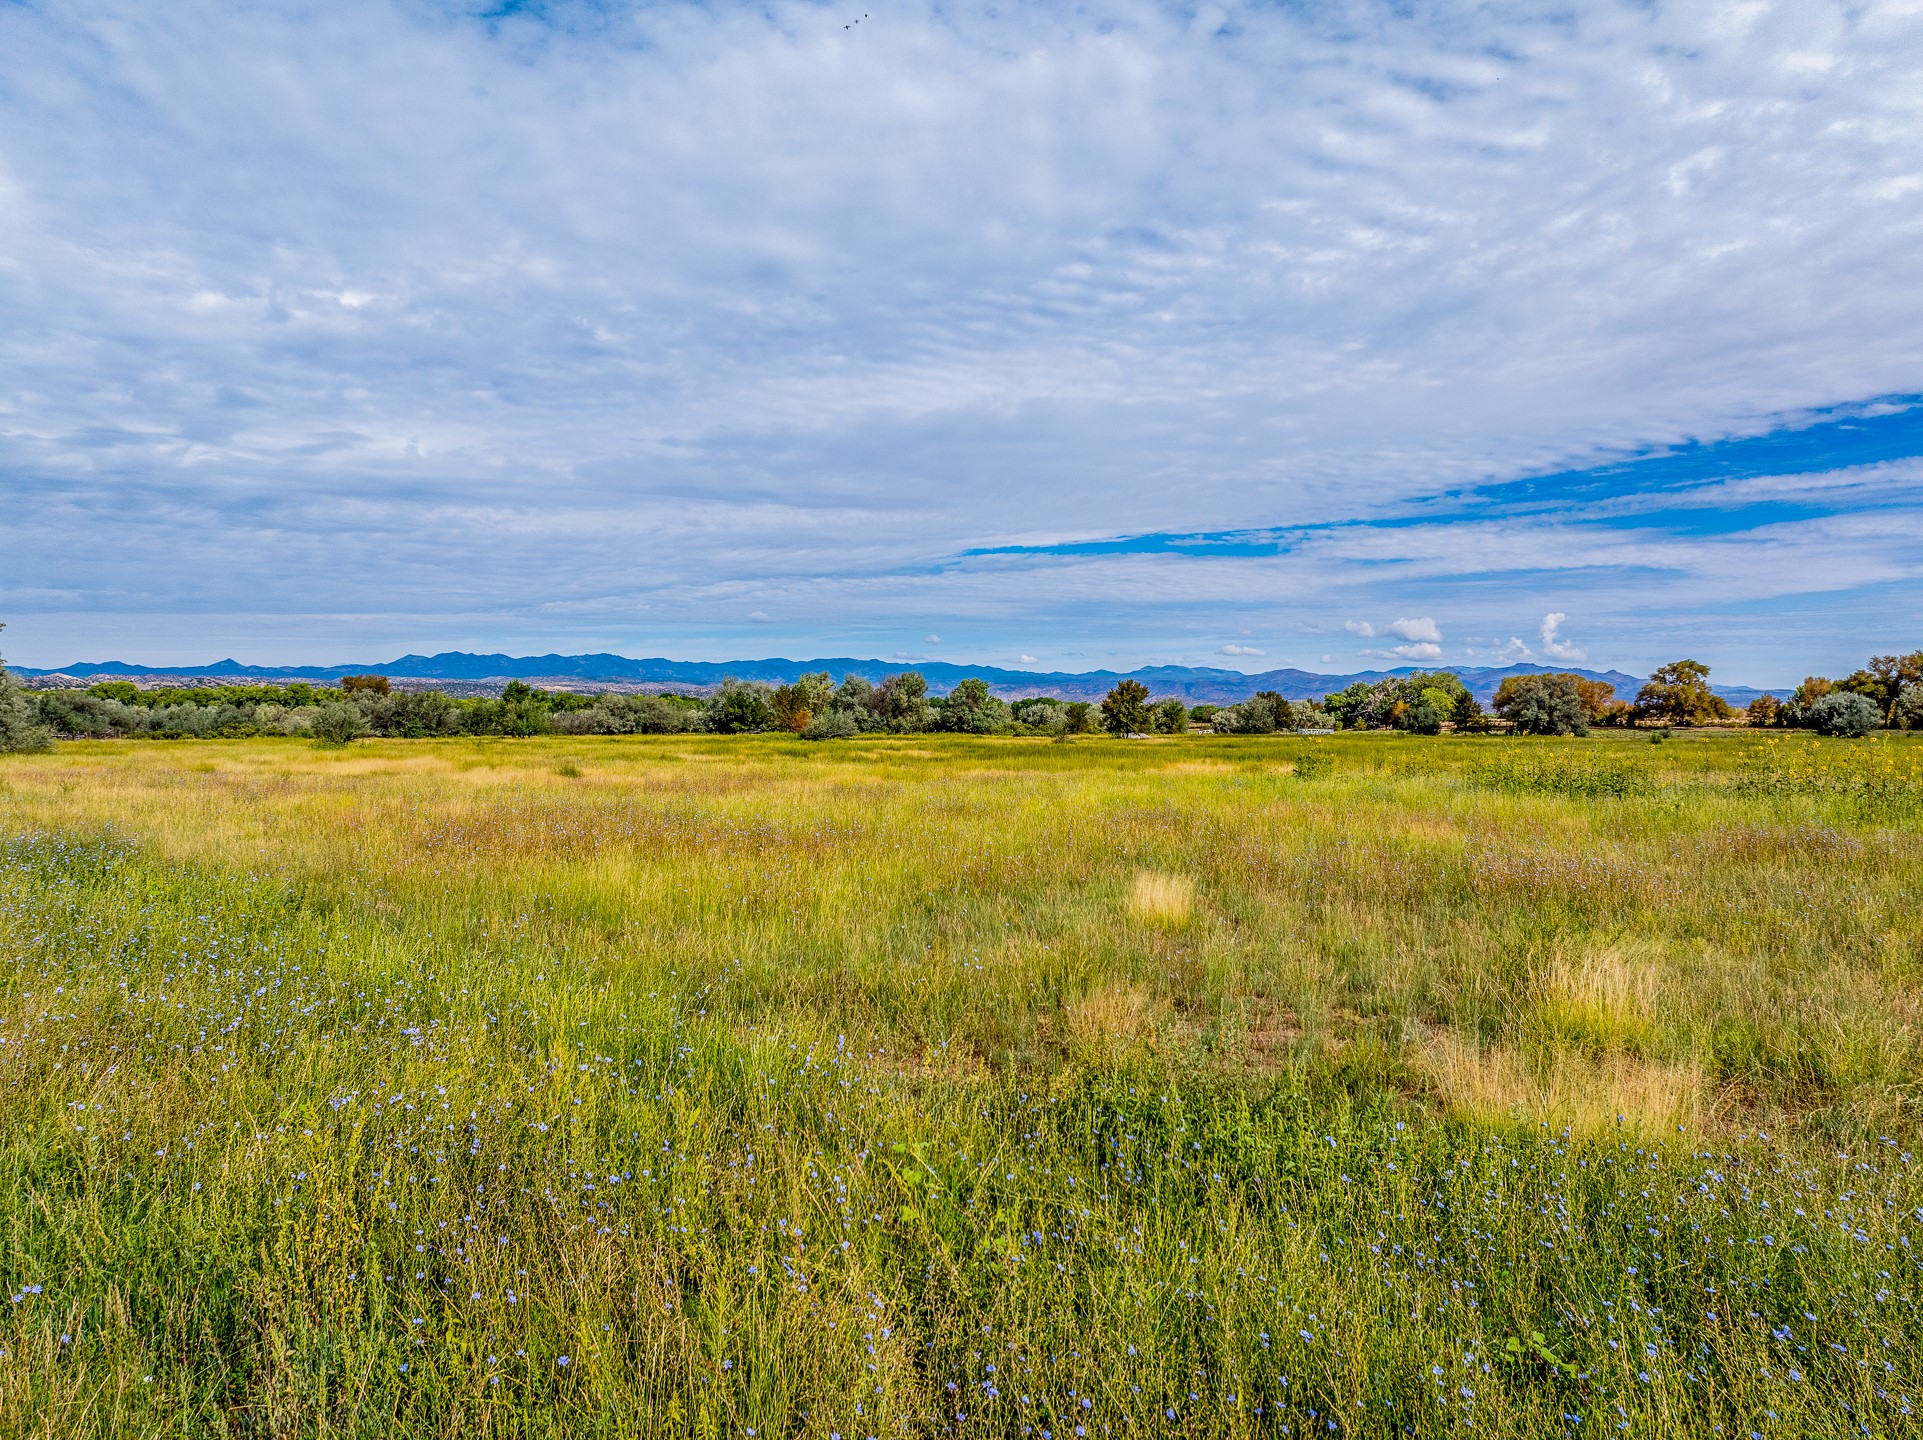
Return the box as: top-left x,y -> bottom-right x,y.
1,729 -> 1920,1438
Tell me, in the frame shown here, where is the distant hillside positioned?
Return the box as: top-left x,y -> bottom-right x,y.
14,651 -> 1786,705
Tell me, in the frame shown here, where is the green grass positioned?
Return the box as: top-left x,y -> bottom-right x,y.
0,730 -> 1919,1437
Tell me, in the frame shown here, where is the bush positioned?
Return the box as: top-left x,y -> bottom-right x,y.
800,707 -> 861,740
937,677 -> 1009,733
1893,684 -> 1923,731
1807,691 -> 1880,738
870,672 -> 935,733
704,679 -> 775,734
1010,698 -> 1064,732
1061,701 -> 1095,735
1493,674 -> 1589,736
1212,695 -> 1279,734
0,672 -> 53,754
367,689 -> 457,738
310,702 -> 369,746
1150,697 -> 1188,734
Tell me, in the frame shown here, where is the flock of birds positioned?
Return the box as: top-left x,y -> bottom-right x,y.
845,12 -> 868,28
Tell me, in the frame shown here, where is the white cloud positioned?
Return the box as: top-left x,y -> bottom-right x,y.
1494,636 -> 1535,662
747,610 -> 772,623
1343,620 -> 1376,638
1220,643 -> 1266,656
924,633 -> 943,644
1365,641 -> 1444,662
1387,617 -> 1443,644
1539,612 -> 1588,662
1018,654 -> 1038,665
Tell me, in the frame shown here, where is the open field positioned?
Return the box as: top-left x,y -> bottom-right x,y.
1,730 -> 1920,1437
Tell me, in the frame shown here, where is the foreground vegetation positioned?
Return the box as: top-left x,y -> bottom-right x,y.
2,729 -> 1920,1437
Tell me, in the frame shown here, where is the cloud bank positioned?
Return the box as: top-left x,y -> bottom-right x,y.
2,0 -> 1921,681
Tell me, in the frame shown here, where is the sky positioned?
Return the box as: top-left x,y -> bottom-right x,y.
2,0 -> 1921,685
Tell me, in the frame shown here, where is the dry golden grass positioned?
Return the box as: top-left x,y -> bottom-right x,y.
1417,1026 -> 1711,1136
1128,869 -> 1195,926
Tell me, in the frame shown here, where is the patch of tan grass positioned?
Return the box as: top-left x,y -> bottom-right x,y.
1063,982 -> 1157,1057
1416,1027 -> 1708,1136
1129,871 -> 1194,926
1534,944 -> 1663,1054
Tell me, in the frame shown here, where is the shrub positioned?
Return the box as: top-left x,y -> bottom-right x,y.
1807,691 -> 1880,737
937,677 -> 1009,733
0,659 -> 53,753
771,672 -> 834,733
870,672 -> 935,733
1209,700 -> 1269,734
1893,684 -> 1923,731
1061,701 -> 1095,734
1010,698 -> 1064,732
1493,674 -> 1589,736
800,707 -> 860,740
367,689 -> 457,738
1150,697 -> 1188,733
309,702 -> 369,746
704,679 -> 775,734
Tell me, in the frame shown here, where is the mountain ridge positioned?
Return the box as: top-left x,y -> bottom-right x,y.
12,651 -> 1785,705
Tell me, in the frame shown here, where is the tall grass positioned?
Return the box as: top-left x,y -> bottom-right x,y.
0,731 -> 1918,1437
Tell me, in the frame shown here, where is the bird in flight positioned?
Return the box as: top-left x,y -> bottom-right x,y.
845,12 -> 869,28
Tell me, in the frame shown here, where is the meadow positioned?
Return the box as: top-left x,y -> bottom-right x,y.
0,729 -> 1919,1438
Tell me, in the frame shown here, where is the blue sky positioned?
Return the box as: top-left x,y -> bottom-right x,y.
2,0 -> 1921,684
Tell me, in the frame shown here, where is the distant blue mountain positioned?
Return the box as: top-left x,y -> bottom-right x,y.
13,651 -> 1785,705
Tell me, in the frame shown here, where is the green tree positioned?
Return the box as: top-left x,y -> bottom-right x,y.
871,671 -> 935,732
1892,684 -> 1923,731
1150,697 -> 1189,733
1493,673 -> 1589,736
1867,651 -> 1923,718
0,626 -> 54,754
1100,679 -> 1152,735
1451,691 -> 1490,733
705,679 -> 775,734
937,677 -> 1009,733
771,671 -> 834,733
1633,660 -> 1734,726
1061,701 -> 1095,734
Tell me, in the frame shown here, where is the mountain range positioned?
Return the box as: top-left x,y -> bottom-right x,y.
12,651 -> 1785,706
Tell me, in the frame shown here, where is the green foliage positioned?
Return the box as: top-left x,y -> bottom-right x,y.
1149,696 -> 1189,733
1061,700 -> 1095,734
870,670 -> 935,733
1466,750 -> 1655,798
771,671 -> 835,733
703,678 -> 776,734
1893,683 -> 1923,731
1635,659 -> 1734,725
1494,673 -> 1590,736
936,676 -> 1009,733
1099,678 -> 1153,734
360,689 -> 453,738
551,693 -> 691,736
308,701 -> 369,746
1807,691 -> 1880,737
0,632 -> 54,754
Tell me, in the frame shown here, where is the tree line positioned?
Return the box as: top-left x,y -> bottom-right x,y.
2,629 -> 1919,752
